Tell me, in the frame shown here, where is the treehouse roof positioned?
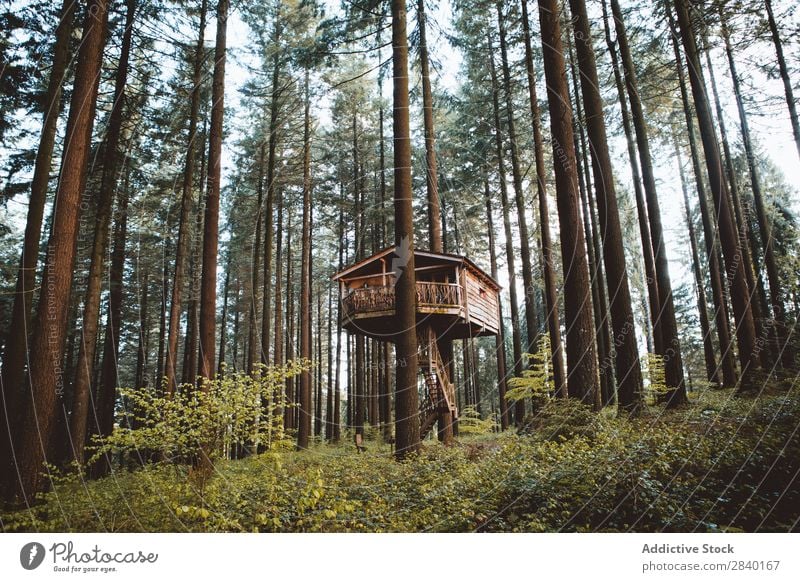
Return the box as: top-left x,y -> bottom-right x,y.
332,246 -> 500,291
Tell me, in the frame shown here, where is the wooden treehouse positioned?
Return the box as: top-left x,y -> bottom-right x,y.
333,247 -> 501,439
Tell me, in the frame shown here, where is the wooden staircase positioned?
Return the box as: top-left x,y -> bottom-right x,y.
417,327 -> 457,440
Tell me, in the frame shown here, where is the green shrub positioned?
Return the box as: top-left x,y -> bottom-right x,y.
88,359 -> 310,467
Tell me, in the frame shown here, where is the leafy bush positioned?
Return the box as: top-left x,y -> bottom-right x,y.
518,397 -> 606,441
88,360 -> 309,467
457,406 -> 497,435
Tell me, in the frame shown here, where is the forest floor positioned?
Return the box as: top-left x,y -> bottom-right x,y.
3,379 -> 799,532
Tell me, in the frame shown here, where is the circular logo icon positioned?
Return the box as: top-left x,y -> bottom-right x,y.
20,542 -> 45,570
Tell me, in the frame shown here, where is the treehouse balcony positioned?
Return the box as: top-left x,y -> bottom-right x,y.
333,247 -> 501,342
342,281 -> 463,318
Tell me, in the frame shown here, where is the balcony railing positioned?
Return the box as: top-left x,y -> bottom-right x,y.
342,281 -> 463,317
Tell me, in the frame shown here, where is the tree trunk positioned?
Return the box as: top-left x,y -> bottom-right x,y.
1,0 -> 76,487
232,279 -> 240,371
325,283 -> 334,441
485,180 -> 510,429
92,173 -> 131,477
520,0 -> 565,399
417,0 -> 442,252
165,0 -> 207,395
564,18 -> 612,411
273,191 -> 283,405
261,9 -> 283,368
704,41 -> 773,371
496,2 -> 537,361
67,0 -> 135,465
721,11 -> 791,368
284,209 -> 295,430
134,271 -> 150,392
182,193 -> 203,385
673,0 -> 759,385
765,0 -> 800,160
156,248 -> 168,390
666,4 -> 737,387
609,0 -> 684,405
333,190 -> 344,443
9,0 -> 109,504
218,256 -> 231,377
536,0 -> 598,404
298,71 -> 313,450
391,0 -> 420,459
601,0 -> 662,356
198,0 -> 227,388
417,1 -> 452,438
247,143 -> 266,374
675,139 -> 720,387
317,289 -> 324,438
488,30 -> 523,401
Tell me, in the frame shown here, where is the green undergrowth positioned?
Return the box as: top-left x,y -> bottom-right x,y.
3,382 -> 798,532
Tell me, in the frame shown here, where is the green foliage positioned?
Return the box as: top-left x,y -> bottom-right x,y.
4,387 -> 798,533
644,353 -> 668,402
456,406 -> 497,435
519,397 -> 605,441
505,335 -> 552,406
88,360 -> 310,466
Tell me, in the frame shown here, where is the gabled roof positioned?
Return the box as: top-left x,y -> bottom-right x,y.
332,246 -> 500,291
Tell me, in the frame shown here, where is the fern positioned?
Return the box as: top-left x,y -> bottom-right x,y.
506,335 -> 553,403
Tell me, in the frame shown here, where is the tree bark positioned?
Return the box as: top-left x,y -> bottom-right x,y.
284,209 -> 295,430
608,0 -> 683,405
1,1 -> 76,487
92,172 -> 131,477
721,11 -> 791,367
66,0 -> 136,466
218,255 -> 231,377
564,17 -> 611,411
134,270 -> 150,393
391,0 -> 420,459
536,0 -> 598,404
496,2 -> 537,363
182,191 -> 204,385
701,31 -> 771,369
261,8 -> 283,368
485,180 -> 510,429
601,0 -> 662,356
488,30 -> 523,395
9,0 -> 110,504
666,3 -> 737,387
247,143 -> 266,374
325,283 -> 334,441
165,0 -> 207,395
333,189 -> 344,443
298,71 -> 312,450
198,0 -> 227,388
274,192 -> 284,422
417,0 -> 442,252
673,0 -> 759,385
675,139 -> 720,387
520,0 -> 565,399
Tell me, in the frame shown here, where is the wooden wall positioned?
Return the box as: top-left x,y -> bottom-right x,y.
463,269 -> 500,334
